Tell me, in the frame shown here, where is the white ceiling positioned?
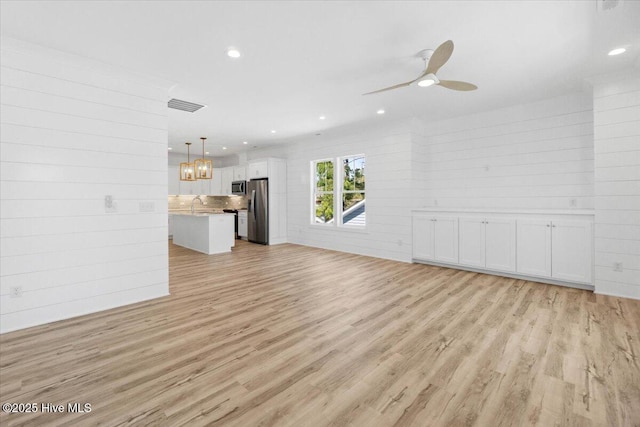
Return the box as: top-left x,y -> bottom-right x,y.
2,1 -> 639,155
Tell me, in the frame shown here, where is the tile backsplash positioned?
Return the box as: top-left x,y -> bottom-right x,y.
168,195 -> 248,211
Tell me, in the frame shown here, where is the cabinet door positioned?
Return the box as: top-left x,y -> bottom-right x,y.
220,167 -> 233,195
434,216 -> 458,264
517,219 -> 551,277
248,161 -> 268,179
233,166 -> 247,181
551,220 -> 592,283
458,217 -> 485,268
238,213 -> 248,237
485,218 -> 516,272
412,216 -> 434,260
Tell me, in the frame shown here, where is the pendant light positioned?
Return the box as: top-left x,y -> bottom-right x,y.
195,137 -> 213,180
179,142 -> 196,181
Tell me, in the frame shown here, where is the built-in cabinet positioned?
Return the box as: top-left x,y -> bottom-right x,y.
247,160 -> 269,179
246,158 -> 287,245
233,166 -> 246,181
459,217 -> 516,272
412,210 -> 594,288
517,219 -> 592,284
412,216 -> 458,263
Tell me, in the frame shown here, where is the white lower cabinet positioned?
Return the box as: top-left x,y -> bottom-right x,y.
238,211 -> 248,239
459,217 -> 516,272
413,211 -> 593,288
517,219 -> 592,283
516,220 -> 552,277
412,215 -> 458,263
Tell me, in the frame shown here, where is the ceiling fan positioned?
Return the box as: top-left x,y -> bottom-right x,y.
364,40 -> 477,95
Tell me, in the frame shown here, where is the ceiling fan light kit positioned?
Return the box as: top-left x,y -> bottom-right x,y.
417,73 -> 439,87
364,40 -> 477,95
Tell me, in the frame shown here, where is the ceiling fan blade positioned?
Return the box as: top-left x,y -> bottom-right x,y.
363,80 -> 415,95
425,40 -> 454,75
438,80 -> 478,91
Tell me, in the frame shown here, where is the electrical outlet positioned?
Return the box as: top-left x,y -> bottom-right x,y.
434,199 -> 439,206
10,286 -> 23,298
397,239 -> 403,247
613,262 -> 623,272
105,195 -> 117,213
570,198 -> 577,207
139,202 -> 155,212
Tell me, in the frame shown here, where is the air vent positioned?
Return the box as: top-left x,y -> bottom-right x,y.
597,0 -> 623,12
168,98 -> 206,113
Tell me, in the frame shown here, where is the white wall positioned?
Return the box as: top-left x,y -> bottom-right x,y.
414,93 -> 594,210
592,70 -> 640,300
0,38 -> 172,333
284,121 -> 414,262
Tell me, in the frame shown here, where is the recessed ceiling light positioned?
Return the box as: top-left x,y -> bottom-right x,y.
222,147 -> 227,150
205,151 -> 209,155
243,141 -> 248,145
608,47 -> 626,56
168,147 -> 172,150
319,116 -> 326,120
271,130 -> 276,134
227,47 -> 241,58
377,109 -> 385,115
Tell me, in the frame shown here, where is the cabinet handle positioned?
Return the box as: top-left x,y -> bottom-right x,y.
546,224 -> 550,227
552,224 -> 556,228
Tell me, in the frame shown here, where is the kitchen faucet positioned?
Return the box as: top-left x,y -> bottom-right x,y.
191,195 -> 204,214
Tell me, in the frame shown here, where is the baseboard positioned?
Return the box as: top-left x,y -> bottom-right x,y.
412,259 -> 594,291
0,288 -> 170,334
269,237 -> 288,245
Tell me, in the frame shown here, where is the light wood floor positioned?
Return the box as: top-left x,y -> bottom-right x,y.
1,241 -> 639,426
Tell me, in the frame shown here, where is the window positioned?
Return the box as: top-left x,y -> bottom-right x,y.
311,155 -> 365,228
341,155 -> 365,227
313,159 -> 334,224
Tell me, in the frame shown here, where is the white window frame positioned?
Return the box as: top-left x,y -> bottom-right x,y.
337,154 -> 366,229
310,158 -> 335,226
310,154 -> 366,230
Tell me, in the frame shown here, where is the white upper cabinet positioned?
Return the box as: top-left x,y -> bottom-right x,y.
209,170 -> 221,195
248,160 -> 269,179
233,165 -> 247,181
219,167 -> 233,195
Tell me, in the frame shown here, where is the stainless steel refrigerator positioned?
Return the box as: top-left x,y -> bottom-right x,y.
247,178 -> 268,244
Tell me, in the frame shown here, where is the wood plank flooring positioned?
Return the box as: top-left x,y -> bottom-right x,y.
1,240 -> 639,426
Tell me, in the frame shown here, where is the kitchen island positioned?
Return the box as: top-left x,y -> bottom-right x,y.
171,212 -> 235,255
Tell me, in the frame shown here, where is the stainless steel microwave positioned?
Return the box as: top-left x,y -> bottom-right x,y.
231,180 -> 246,195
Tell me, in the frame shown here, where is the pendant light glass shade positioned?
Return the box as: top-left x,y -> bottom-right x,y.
195,137 -> 213,180
179,142 -> 196,181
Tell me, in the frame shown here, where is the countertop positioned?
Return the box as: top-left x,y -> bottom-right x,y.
170,210 -> 236,216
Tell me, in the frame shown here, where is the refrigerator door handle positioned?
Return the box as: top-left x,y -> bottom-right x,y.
251,190 -> 256,217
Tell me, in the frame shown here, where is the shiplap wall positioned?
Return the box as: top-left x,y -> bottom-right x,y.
414,93 -> 594,210
593,71 -> 640,300
0,39 -> 171,333
284,121 -> 414,262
